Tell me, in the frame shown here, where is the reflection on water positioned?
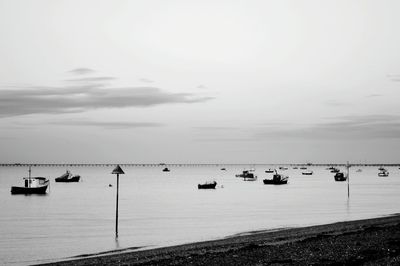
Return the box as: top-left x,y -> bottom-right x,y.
0,165 -> 399,265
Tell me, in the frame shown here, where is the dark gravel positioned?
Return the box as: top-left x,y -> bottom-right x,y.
39,214 -> 400,266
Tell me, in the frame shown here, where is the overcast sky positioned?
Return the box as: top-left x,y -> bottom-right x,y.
1,0 -> 400,164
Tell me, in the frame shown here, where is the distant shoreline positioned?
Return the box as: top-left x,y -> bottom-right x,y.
42,214 -> 400,265
3,163 -> 400,167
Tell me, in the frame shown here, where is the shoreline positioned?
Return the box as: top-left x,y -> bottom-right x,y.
41,213 -> 400,265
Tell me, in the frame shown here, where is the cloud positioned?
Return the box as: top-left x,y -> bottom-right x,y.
139,78 -> 154,83
0,85 -> 214,118
325,100 -> 350,106
65,77 -> 117,82
387,74 -> 400,82
365,94 -> 383,98
254,115 -> 400,140
68,68 -> 96,75
193,126 -> 237,131
50,120 -> 163,129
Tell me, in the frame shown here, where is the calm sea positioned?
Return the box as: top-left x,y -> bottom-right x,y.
0,165 -> 399,265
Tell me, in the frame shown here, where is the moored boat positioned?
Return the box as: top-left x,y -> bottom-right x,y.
243,172 -> 257,181
334,172 -> 347,181
265,169 -> 274,173
302,170 -> 313,175
55,170 -> 80,182
263,170 -> 288,185
198,181 -> 217,189
162,167 -> 170,172
378,170 -> 389,177
330,168 -> 340,173
236,170 -> 249,177
11,167 -> 49,194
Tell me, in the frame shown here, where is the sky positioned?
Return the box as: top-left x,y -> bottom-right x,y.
0,0 -> 400,164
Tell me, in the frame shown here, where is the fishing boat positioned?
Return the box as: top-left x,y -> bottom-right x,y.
334,172 -> 347,181
302,170 -> 313,175
263,170 -> 288,185
265,169 -> 274,173
243,172 -> 257,181
330,168 -> 340,173
235,170 -> 249,177
198,181 -> 217,189
378,170 -> 389,177
162,167 -> 170,172
11,167 -> 49,194
55,170 -> 80,182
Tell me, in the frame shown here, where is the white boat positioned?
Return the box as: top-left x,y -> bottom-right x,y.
11,167 -> 49,194
302,170 -> 313,175
243,173 -> 257,181
378,170 -> 389,177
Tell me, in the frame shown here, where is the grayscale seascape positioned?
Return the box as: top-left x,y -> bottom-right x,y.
1,165 -> 399,265
1,1 -> 400,265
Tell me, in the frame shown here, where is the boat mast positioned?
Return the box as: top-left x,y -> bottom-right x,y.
28,166 -> 32,188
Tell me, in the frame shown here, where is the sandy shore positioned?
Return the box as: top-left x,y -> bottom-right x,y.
41,214 -> 400,265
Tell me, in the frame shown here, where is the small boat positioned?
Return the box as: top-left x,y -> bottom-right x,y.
302,170 -> 313,175
11,167 -> 49,194
293,167 -> 298,169
378,170 -> 389,177
220,168 -> 226,171
236,170 -> 250,177
300,166 -> 307,170
279,166 -> 288,170
265,169 -> 274,173
263,170 -> 288,185
162,167 -> 170,172
330,168 -> 340,173
356,169 -> 362,172
243,172 -> 257,181
334,172 -> 347,181
55,170 -> 80,182
378,167 -> 385,171
198,181 -> 217,189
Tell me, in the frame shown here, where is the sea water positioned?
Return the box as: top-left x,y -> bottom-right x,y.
0,165 -> 399,265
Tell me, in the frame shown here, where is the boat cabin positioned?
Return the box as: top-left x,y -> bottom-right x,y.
23,177 -> 48,188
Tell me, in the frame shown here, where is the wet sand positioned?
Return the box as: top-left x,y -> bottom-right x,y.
42,214 -> 400,265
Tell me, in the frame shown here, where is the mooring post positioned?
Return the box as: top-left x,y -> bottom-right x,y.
347,161 -> 350,198
112,165 -> 125,238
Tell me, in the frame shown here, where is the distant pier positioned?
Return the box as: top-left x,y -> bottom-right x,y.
1,163 -> 399,167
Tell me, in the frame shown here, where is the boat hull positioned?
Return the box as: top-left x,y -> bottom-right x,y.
11,184 -> 48,194
198,182 -> 217,189
55,175 -> 80,182
263,179 -> 287,185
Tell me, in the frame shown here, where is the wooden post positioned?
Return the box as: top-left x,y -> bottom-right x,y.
347,162 -> 350,198
112,165 -> 125,239
116,173 -> 119,238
